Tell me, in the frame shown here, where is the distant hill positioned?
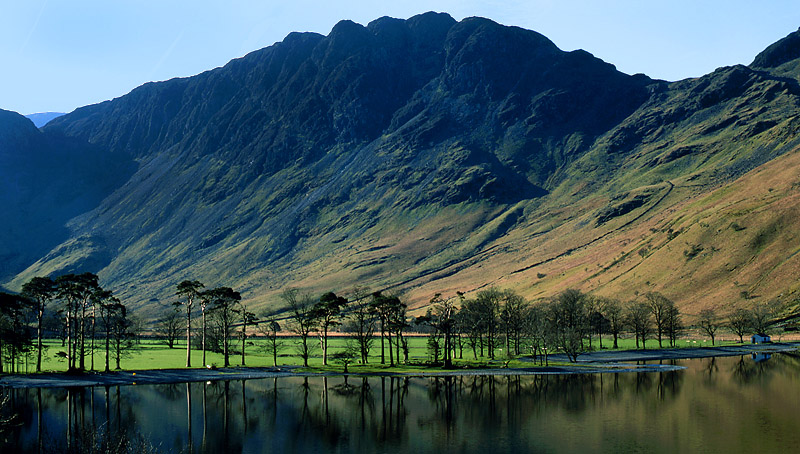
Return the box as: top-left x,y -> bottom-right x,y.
4,14 -> 800,319
25,112 -> 65,128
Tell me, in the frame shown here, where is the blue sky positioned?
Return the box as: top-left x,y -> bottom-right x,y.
2,0 -> 799,115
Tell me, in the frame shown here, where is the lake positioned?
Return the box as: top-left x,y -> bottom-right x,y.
4,353 -> 800,453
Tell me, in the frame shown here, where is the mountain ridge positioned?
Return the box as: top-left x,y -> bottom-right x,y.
4,13 -> 800,318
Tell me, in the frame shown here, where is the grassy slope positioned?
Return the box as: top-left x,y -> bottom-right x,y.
390,145 -> 800,320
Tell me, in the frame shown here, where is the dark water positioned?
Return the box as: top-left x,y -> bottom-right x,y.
4,353 -> 800,453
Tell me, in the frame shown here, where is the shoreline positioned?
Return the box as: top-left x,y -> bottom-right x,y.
1,342 -> 796,389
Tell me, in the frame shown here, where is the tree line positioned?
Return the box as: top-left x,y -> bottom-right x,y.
0,272 -> 786,374
0,273 -> 134,373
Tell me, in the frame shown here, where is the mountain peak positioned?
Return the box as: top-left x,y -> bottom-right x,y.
751,28 -> 800,69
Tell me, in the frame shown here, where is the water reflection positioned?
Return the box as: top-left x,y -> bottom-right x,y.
5,354 -> 800,453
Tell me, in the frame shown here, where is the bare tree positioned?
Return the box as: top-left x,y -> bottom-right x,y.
602,297 -> 625,349
422,293 -> 459,368
346,286 -> 374,364
524,303 -> 553,365
627,302 -> 652,349
155,305 -> 182,348
257,317 -> 283,367
205,287 -> 241,367
238,300 -> 257,366
500,290 -> 527,356
550,289 -> 588,362
728,308 -> 752,343
749,300 -> 778,336
473,288 -> 502,359
665,304 -> 683,347
645,292 -> 674,348
284,288 -> 317,367
698,309 -> 720,346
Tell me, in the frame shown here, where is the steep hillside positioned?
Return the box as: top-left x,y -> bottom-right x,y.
0,109 -> 135,281
4,15 -> 800,319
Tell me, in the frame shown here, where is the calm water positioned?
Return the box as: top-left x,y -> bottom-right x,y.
4,354 -> 800,453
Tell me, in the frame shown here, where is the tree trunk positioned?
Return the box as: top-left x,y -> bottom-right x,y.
186,309 -> 192,368
105,326 -> 111,372
36,311 -> 43,372
241,324 -> 246,366
66,311 -> 72,370
379,319 -> 385,364
79,303 -> 86,370
202,311 -> 207,367
90,306 -> 96,371
322,325 -> 328,366
387,328 -> 394,367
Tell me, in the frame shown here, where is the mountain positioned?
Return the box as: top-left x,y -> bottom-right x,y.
0,109 -> 135,282
25,112 -> 66,128
4,14 -> 800,318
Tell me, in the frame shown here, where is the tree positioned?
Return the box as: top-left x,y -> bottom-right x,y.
258,317 -> 283,367
313,292 -> 348,366
369,292 -> 408,366
627,302 -> 652,349
587,296 -> 610,350
602,297 -> 625,349
88,288 -> 115,370
422,293 -> 459,368
155,305 -> 182,348
749,300 -> 777,336
238,301 -> 257,366
198,291 -> 212,366
698,309 -> 720,346
0,292 -> 33,373
525,303 -> 553,366
330,341 -> 359,373
205,287 -> 241,367
98,294 -> 124,372
55,273 -> 101,371
175,280 -> 204,367
346,286 -> 374,365
665,304 -> 683,347
385,295 -> 409,364
460,298 -> 486,359
473,288 -> 502,359
550,289 -> 588,362
109,302 -> 134,370
369,292 -> 393,365
500,290 -> 527,356
21,276 -> 56,372
284,288 -> 317,367
728,308 -> 752,343
645,292 -> 674,348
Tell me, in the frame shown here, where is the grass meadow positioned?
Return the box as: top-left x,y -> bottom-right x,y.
7,331 -> 756,375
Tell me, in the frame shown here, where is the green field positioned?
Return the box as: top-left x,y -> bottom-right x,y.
4,332 -> 751,375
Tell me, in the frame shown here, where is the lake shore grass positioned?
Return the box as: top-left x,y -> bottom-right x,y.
1,337 -> 798,389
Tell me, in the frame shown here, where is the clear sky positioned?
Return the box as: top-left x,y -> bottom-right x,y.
2,0 -> 799,115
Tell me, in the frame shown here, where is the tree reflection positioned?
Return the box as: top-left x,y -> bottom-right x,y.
13,355 -> 800,454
